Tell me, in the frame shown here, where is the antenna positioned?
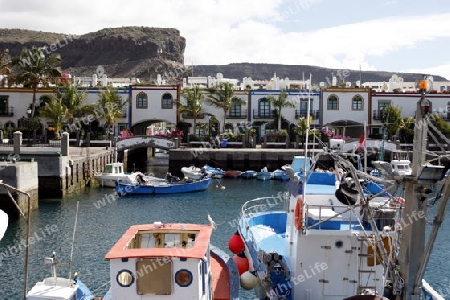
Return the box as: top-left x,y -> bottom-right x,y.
68,201 -> 80,282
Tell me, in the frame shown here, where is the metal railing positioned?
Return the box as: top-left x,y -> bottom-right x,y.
252,110 -> 274,119
295,109 -> 320,119
0,106 -> 14,116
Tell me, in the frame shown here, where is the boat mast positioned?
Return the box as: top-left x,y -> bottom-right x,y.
398,79 -> 430,299
302,74 -> 312,173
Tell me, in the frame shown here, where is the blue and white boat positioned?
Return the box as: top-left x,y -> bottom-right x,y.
115,177 -> 212,195
272,169 -> 290,181
27,252 -> 93,300
232,88 -> 448,300
256,167 -> 272,181
241,170 -> 257,179
203,164 -> 226,179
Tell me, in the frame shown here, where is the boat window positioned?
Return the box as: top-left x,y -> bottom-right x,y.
136,259 -> 172,295
116,269 -> 134,287
127,231 -> 199,249
104,165 -> 112,173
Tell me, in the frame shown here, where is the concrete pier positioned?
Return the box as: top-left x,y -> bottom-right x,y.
0,161 -> 39,218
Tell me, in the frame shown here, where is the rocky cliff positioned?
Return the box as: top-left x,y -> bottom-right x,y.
0,27 -> 190,83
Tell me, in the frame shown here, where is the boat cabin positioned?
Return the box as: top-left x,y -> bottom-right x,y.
102,162 -> 124,175
104,223 -> 237,300
390,159 -> 412,176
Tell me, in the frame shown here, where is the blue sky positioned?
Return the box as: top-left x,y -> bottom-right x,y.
1,0 -> 450,80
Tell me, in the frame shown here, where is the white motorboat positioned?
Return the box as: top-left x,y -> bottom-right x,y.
94,162 -> 143,187
390,159 -> 412,176
181,166 -> 209,180
27,252 -> 93,300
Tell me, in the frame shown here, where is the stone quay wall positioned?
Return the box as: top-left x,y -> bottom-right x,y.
0,132 -> 113,217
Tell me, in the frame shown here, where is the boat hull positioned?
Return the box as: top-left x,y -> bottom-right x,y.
115,177 -> 212,195
256,172 -> 272,181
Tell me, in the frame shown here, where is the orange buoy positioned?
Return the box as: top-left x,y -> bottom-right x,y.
294,197 -> 303,230
228,231 -> 245,254
233,252 -> 249,275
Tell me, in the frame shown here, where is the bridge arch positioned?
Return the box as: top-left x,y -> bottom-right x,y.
116,135 -> 178,151
131,119 -> 176,135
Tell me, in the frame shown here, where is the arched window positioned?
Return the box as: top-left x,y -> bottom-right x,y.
327,95 -> 338,110
161,93 -> 173,109
136,92 -> 148,109
258,98 -> 271,118
352,95 -> 363,110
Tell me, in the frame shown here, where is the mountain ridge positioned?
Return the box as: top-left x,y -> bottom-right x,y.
0,27 -> 446,84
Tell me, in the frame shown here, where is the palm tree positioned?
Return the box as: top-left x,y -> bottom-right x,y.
267,89 -> 295,131
179,86 -> 206,136
94,87 -> 127,139
206,82 -> 245,131
39,95 -> 68,139
0,49 -> 11,76
58,83 -> 88,123
11,46 -> 61,117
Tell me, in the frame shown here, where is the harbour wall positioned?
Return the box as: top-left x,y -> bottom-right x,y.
168,148 -> 312,175
0,132 -> 113,217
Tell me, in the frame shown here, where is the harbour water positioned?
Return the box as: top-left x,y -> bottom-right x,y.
0,164 -> 449,299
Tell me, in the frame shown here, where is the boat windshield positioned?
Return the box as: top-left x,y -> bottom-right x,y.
103,165 -> 113,173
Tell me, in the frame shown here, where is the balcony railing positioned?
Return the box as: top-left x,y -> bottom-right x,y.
0,107 -> 14,117
227,110 -> 247,119
252,110 -> 274,119
295,109 -> 320,119
181,113 -> 207,119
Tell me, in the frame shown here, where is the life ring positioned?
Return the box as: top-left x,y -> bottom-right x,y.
390,197 -> 405,208
294,197 -> 303,230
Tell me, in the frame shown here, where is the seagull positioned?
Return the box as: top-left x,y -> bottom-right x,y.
208,214 -> 217,230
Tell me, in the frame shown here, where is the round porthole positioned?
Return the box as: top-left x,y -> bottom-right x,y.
335,240 -> 343,248
175,269 -> 193,287
116,269 -> 134,287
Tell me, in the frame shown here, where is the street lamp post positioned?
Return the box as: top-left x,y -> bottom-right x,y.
208,116 -> 212,145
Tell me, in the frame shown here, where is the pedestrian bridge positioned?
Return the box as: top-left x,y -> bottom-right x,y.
116,135 -> 178,151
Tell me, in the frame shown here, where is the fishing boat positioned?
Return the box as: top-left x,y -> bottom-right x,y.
390,159 -> 412,176
102,222 -> 239,300
94,162 -> 144,187
241,170 -> 257,179
224,170 -> 242,179
115,176 -> 212,195
272,169 -> 290,181
256,167 -> 272,181
204,164 -> 226,179
27,252 -> 93,300
181,166 -> 209,180
231,83 -> 450,299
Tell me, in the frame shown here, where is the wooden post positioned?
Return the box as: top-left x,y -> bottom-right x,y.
398,89 -> 428,299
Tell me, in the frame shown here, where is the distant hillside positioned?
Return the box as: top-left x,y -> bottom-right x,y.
192,63 -> 447,84
0,27 -> 190,83
0,28 -> 446,84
